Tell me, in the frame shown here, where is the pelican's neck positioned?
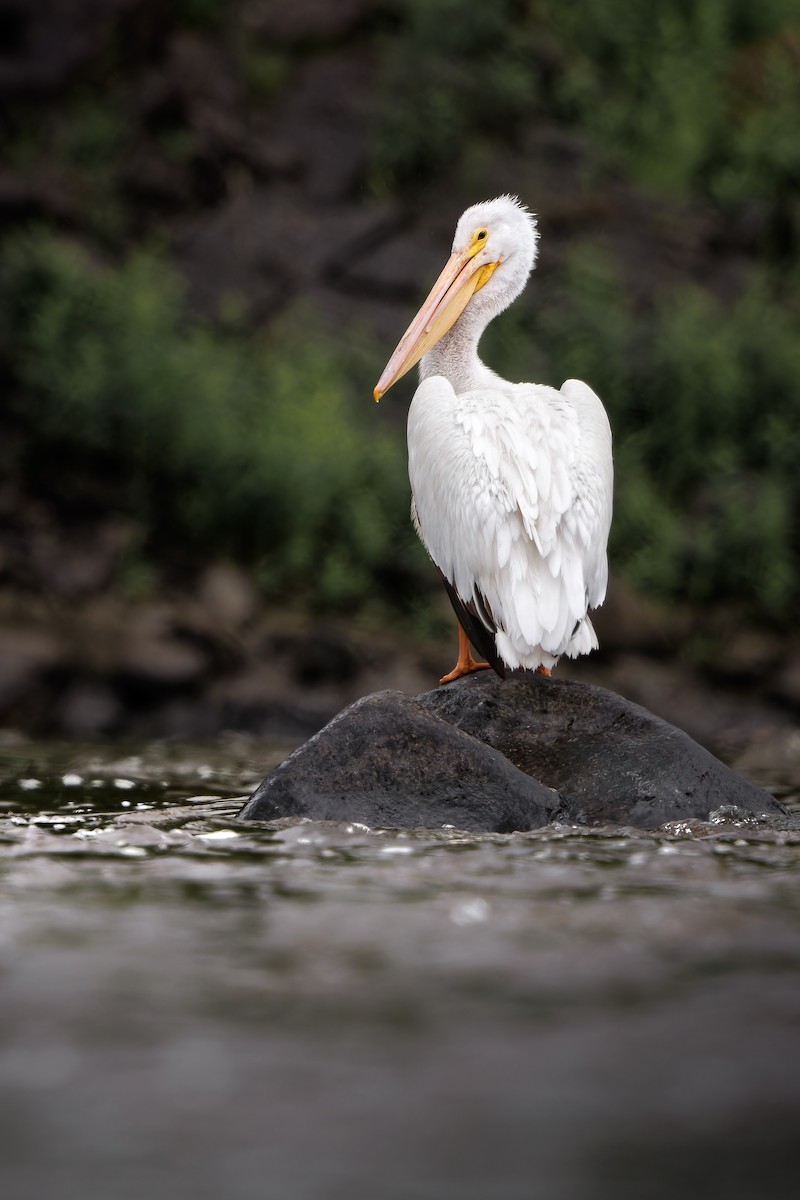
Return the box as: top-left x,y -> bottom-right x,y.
418,306 -> 500,395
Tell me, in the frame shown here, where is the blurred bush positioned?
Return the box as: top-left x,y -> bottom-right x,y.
542,0 -> 800,201
3,229 -> 798,625
374,0 -> 800,237
0,235 -> 423,615
370,0 -> 542,192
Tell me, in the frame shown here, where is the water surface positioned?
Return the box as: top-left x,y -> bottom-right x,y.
1,737 -> 798,1200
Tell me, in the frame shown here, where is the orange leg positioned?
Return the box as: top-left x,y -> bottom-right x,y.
439,624 -> 491,685
535,665 -> 552,677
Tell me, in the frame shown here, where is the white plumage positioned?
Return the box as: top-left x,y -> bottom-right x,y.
375,196 -> 613,680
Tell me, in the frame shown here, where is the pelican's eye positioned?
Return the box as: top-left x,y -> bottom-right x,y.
468,227 -> 489,256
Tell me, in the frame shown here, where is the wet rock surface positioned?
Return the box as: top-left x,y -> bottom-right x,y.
239,690 -> 561,833
242,673 -> 783,832
420,673 -> 783,828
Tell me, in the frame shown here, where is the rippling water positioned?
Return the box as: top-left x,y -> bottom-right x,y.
1,736 -> 799,1200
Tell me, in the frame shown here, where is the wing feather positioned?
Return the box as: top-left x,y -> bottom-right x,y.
407,374 -> 613,672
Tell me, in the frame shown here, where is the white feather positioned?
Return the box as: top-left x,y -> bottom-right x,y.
405,196 -> 614,674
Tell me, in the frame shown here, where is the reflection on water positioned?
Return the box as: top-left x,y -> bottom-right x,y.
1,737 -> 799,1200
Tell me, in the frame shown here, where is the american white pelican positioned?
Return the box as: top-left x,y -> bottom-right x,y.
374,195 -> 613,685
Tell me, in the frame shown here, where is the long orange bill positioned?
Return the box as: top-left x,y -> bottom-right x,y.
373,249 -> 498,401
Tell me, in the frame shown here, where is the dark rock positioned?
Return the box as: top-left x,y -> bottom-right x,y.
769,653 -> 800,712
248,0 -> 379,45
0,0 -> 138,96
116,636 -> 207,691
590,579 -> 689,657
732,726 -> 800,794
0,626 -> 65,714
239,690 -> 562,832
120,151 -> 193,212
260,53 -> 374,202
164,32 -> 240,117
211,664 -> 340,739
196,562 -> 258,631
129,696 -> 224,741
57,681 -> 122,737
340,215 -> 450,304
706,629 -> 783,684
419,673 -> 784,828
114,606 -> 209,692
276,628 -> 363,687
29,521 -> 131,601
572,653 -> 795,762
178,188 -> 392,321
0,169 -> 78,224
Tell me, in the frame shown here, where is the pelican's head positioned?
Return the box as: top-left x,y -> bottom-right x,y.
374,195 -> 538,401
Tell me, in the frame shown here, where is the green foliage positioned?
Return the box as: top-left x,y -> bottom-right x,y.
370,0 -> 541,191
176,0 -> 227,33
628,275 -> 800,614
60,94 -> 127,168
4,228 -> 799,624
373,0 -> 799,220
241,47 -> 291,101
539,0 -> 800,206
711,36 -> 800,237
541,0 -> 729,190
0,234 -> 418,614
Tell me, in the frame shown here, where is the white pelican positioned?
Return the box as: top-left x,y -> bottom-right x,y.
374,195 -> 613,685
